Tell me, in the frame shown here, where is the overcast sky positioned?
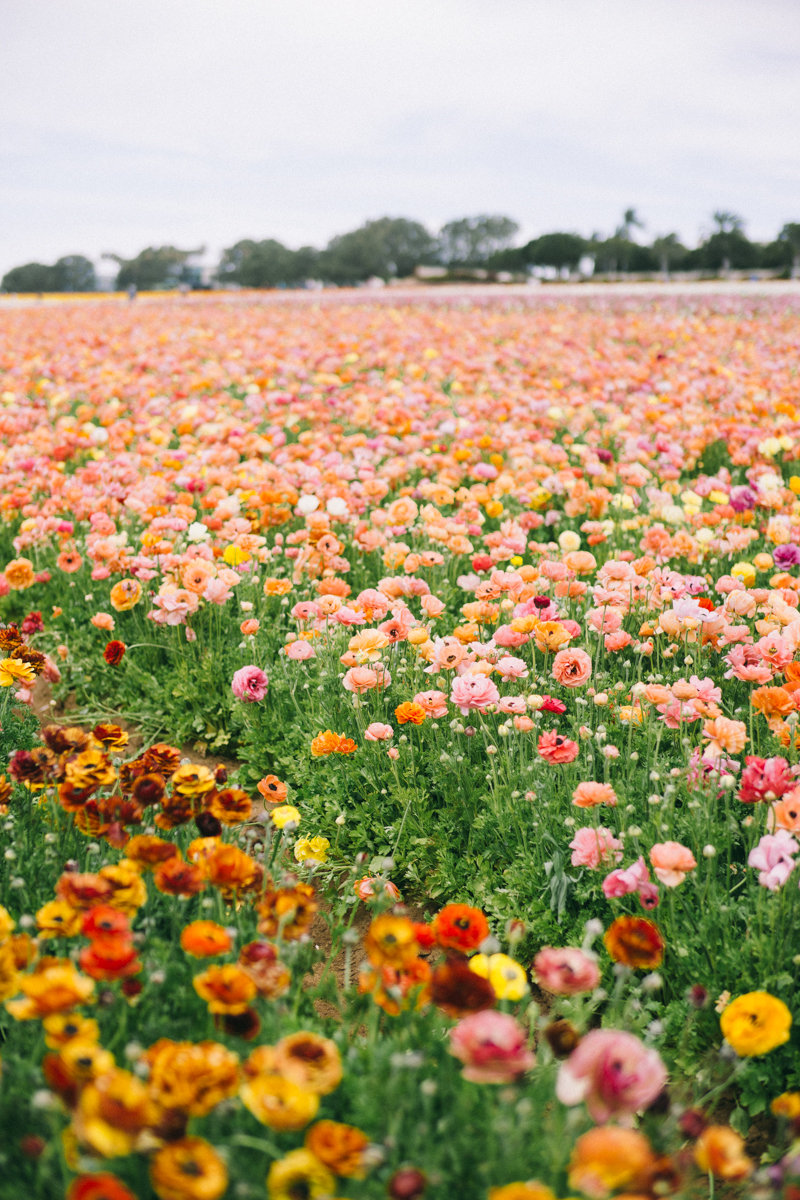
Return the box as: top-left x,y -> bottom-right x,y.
2,0 -> 800,274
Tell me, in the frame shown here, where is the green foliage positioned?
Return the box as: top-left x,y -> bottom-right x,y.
1,255 -> 96,293
320,218 -> 437,283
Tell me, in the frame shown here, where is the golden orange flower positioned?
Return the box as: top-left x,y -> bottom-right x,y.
394,702 -> 426,725
4,558 -> 36,590
202,844 -> 262,899
305,1119 -> 368,1177
752,686 -> 796,718
74,1068 -> 154,1159
153,857 -> 206,898
240,1071 -> 319,1131
569,1126 -> 655,1199
36,898 -> 84,939
171,763 -> 215,798
43,1011 -> 100,1048
364,913 -> 420,968
310,729 -> 356,756
109,579 -> 143,611
146,1039 -> 240,1116
257,882 -> 318,941
6,958 -> 95,1020
534,621 -> 572,653
180,921 -> 231,958
604,915 -> 664,969
694,1126 -> 753,1180
98,860 -> 147,915
702,716 -> 748,756
149,1137 -> 228,1200
274,1031 -> 342,1095
193,964 -> 256,1014
126,834 -> 179,870
208,787 -> 252,825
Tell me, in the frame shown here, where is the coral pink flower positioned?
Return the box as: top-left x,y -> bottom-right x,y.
334,605 -> 367,627
551,647 -> 592,689
498,695 -> 527,715
450,674 -> 500,714
572,782 -> 617,808
588,607 -> 623,635
493,624 -> 530,648
514,715 -> 535,731
364,722 -> 393,741
537,729 -> 580,764
231,665 -> 269,702
342,667 -> 378,693
354,876 -> 401,901
420,594 -> 446,617
413,690 -> 448,718
738,755 -> 795,803
495,655 -> 529,680
449,1010 -> 536,1084
748,830 -> 798,891
702,716 -> 748,758
532,946 -> 600,995
240,618 -> 260,636
556,1029 -> 667,1124
756,634 -> 793,670
90,612 -> 115,632
291,601 -> 321,622
285,639 -> 315,660
649,842 -> 697,887
604,630 -> 632,652
569,826 -> 623,869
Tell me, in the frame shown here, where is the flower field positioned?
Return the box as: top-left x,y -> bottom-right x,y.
4,293 -> 800,1197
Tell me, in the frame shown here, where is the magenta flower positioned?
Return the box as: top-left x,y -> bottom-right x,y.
556,1028 -> 667,1124
738,756 -> 795,804
449,1010 -> 536,1084
231,665 -> 269,702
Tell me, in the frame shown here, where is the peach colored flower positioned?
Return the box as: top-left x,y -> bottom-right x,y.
90,612 -> 115,632
286,639 -> 316,661
703,716 -> 747,757
649,841 -> 697,887
413,690 -> 449,718
551,647 -> 592,689
572,782 -> 617,808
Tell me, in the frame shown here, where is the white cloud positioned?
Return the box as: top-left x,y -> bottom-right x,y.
1,0 -> 800,273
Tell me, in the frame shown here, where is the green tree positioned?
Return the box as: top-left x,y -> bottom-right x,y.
108,246 -> 203,291
218,240 -> 318,288
651,234 -> 688,277
319,218 -> 435,284
1,255 -> 96,292
437,215 -> 519,266
699,213 -> 758,271
780,223 -> 800,277
524,232 -> 586,270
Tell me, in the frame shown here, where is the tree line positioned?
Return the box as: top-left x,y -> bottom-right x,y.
4,210 -> 800,292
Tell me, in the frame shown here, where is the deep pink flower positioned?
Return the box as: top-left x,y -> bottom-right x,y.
738,756 -> 795,804
556,1029 -> 667,1124
533,946 -> 600,995
231,665 -> 269,702
449,1010 -> 536,1084
602,856 -> 650,899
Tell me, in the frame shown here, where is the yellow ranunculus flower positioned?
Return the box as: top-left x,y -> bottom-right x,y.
294,836 -> 330,865
223,544 -> 251,566
470,952 -> 528,1001
272,805 -> 301,829
720,991 -> 792,1057
0,658 -> 36,687
709,488 -> 729,504
730,561 -> 756,588
771,1091 -> 800,1119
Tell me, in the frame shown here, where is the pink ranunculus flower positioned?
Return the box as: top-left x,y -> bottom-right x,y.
551,647 -> 592,689
291,601 -> 321,622
569,826 -> 623,869
604,630 -> 632,652
514,715 -> 535,731
364,722 -> 393,741
495,655 -> 529,681
738,755 -> 795,803
602,856 -> 650,899
588,607 -> 623,635
756,633 -> 793,670
334,605 -> 367,627
413,690 -> 449,718
240,618 -> 260,636
285,639 -> 316,661
748,830 -> 799,891
90,612 -> 115,632
537,729 -> 580,764
342,666 -> 378,694
556,1029 -> 667,1125
498,695 -> 527,715
231,665 -> 269,702
450,674 -> 501,714
649,841 -> 697,887
420,594 -> 446,617
492,624 -> 530,648
449,1010 -> 536,1084
202,577 -> 233,605
532,946 -> 601,995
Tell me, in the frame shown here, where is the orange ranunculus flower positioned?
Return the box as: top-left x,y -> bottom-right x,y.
79,936 -> 141,981
9,932 -> 36,969
569,1126 -> 655,1199
305,1119 -> 369,1177
109,579 -> 143,611
208,787 -> 252,825
310,729 -> 356,756
394,701 -> 426,725
146,1039 -> 240,1117
359,958 -> 432,1016
73,1067 -> 154,1158
98,861 -> 147,915
752,686 -> 796,718
43,1011 -> 100,1048
257,883 -> 318,941
149,1137 -> 228,1200
534,621 -> 572,654
274,1031 -> 342,1095
142,743 -> 182,775
431,903 -> 489,953
36,898 -> 85,939
0,942 -> 19,1001
67,1173 -> 137,1200
489,1185 -> 557,1200
181,921 -> 231,958
5,557 -> 36,590
694,1126 -> 753,1180
702,716 -> 748,756
57,872 -> 114,911
154,856 -> 206,898
171,763 -> 215,797
238,942 -> 291,999
257,774 -> 287,802
202,844 -> 262,898
604,915 -> 664,969
264,577 -> 293,596
364,914 -> 420,968
193,964 -> 256,1014
126,834 -> 179,870
240,1071 -> 319,1131
6,958 -> 95,1019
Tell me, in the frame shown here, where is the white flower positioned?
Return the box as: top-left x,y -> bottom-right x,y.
297,494 -> 320,514
187,522 -> 210,542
